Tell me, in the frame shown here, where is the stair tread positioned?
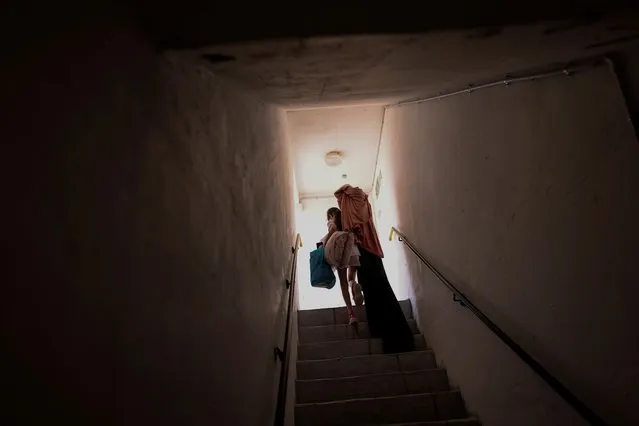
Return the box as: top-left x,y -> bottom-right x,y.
299,319 -> 419,344
297,368 -> 445,383
299,300 -> 413,327
296,351 -> 438,380
374,419 -> 480,426
296,390 -> 468,425
298,334 -> 427,361
299,318 -> 417,330
299,300 -> 412,316
298,349 -> 435,364
296,367 -> 451,404
297,350 -> 437,379
296,390 -> 462,407
299,334 -> 424,347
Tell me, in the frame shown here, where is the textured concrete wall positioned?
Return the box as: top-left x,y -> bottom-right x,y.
284,280 -> 300,426
376,65 -> 639,425
2,16 -> 295,426
369,158 -> 412,302
613,46 -> 639,139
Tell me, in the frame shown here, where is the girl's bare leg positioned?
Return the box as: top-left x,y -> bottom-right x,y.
347,266 -> 357,283
348,266 -> 364,306
338,268 -> 357,324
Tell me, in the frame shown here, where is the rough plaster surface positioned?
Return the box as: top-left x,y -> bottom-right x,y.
184,14 -> 639,107
376,65 -> 639,425
369,135 -> 413,302
614,45 -> 639,133
138,2 -> 638,49
3,21 -> 295,426
284,289 -> 300,426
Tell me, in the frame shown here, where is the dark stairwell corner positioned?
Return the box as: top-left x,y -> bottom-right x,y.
3,1 -> 639,426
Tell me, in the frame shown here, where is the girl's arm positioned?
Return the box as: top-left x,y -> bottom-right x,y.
321,221 -> 338,245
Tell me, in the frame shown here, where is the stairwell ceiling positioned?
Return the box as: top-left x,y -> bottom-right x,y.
178,14 -> 639,108
177,13 -> 639,198
287,106 -> 384,199
158,9 -> 639,198
141,1 -> 636,50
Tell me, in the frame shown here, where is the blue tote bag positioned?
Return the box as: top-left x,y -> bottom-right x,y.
309,247 -> 336,289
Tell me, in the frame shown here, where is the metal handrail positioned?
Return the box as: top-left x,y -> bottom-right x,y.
273,233 -> 302,426
389,227 -> 608,426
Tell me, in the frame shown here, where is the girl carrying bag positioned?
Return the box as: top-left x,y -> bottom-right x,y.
309,246 -> 336,289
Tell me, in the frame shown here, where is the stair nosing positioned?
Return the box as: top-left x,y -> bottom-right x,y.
369,419 -> 480,426
296,367 -> 446,383
297,349 -> 435,364
299,337 -> 380,347
299,318 -> 416,330
295,389 -> 462,407
299,334 -> 420,346
298,300 -> 411,314
299,334 -> 424,348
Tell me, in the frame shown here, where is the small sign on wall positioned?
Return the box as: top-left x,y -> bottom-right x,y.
375,171 -> 383,199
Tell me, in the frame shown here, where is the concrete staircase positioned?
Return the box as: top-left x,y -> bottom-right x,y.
295,300 -> 480,426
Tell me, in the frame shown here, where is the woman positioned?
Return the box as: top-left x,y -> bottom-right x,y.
320,207 -> 364,325
334,184 -> 414,353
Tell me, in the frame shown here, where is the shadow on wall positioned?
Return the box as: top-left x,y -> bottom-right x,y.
3,10 -> 297,426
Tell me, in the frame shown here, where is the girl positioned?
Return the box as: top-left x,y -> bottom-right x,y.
320,207 -> 364,325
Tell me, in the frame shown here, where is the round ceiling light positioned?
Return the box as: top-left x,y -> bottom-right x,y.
325,151 -> 343,167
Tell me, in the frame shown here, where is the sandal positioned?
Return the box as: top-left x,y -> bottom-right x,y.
347,306 -> 358,326
348,313 -> 358,326
350,281 -> 364,306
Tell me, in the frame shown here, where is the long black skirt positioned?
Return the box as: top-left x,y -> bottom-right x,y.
357,246 -> 414,353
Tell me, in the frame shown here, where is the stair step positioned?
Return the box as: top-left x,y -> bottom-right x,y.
297,351 -> 438,380
300,319 -> 419,344
376,420 -> 480,426
295,391 -> 467,426
297,369 -> 449,403
299,335 -> 426,361
299,300 -> 413,327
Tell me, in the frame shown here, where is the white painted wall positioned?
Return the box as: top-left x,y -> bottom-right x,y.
375,63 -> 639,426
296,197 -> 346,310
369,127 -> 413,303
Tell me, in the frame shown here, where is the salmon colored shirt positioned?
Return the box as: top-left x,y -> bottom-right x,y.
334,184 -> 384,258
